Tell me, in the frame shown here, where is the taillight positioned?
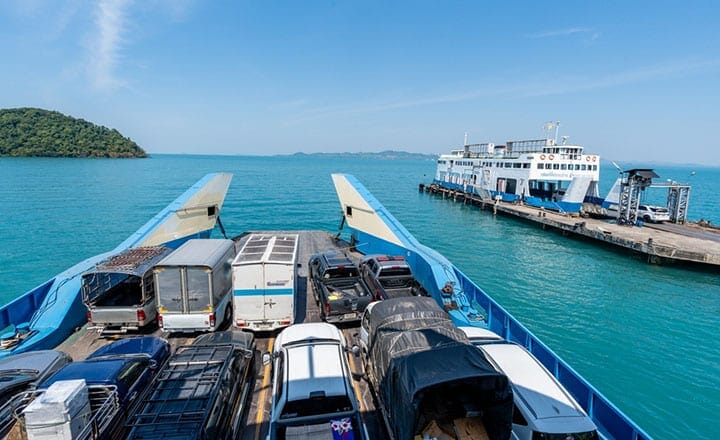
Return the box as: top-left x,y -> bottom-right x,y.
325,302 -> 331,316
86,310 -> 92,323
236,320 -> 247,327
158,315 -> 164,329
136,309 -> 146,323
280,319 -> 291,326
209,313 -> 216,328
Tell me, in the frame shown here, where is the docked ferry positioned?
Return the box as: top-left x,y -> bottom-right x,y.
434,136 -> 601,213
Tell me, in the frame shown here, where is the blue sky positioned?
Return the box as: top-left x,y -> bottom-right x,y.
1,1 -> 719,164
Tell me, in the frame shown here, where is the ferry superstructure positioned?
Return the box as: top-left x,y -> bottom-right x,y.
434,137 -> 601,213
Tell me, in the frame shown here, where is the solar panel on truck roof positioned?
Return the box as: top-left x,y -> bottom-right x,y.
234,234 -> 298,264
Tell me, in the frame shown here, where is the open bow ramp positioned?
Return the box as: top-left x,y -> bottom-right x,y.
332,173 -> 652,440
0,173 -> 232,358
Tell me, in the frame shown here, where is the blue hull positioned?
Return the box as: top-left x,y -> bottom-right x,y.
0,173 -> 231,358
336,174 -> 651,440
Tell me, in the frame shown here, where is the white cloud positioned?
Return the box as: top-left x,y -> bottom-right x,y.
87,0 -> 131,90
528,27 -> 600,41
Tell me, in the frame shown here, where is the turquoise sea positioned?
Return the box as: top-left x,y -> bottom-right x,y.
0,155 -> 718,440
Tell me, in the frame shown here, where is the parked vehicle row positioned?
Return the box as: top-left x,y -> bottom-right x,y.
1,331 -> 257,440
84,234 -> 302,336
309,252 -> 429,324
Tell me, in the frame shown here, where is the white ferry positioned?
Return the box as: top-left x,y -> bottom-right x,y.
434,135 -> 601,213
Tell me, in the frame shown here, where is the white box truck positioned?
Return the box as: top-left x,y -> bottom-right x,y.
231,234 -> 298,331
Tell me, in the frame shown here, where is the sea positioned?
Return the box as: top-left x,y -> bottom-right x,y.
0,154 -> 718,440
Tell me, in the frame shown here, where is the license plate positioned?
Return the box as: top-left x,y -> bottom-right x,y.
343,313 -> 357,320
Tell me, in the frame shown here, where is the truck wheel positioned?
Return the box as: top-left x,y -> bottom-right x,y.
223,304 -> 232,327
643,215 -> 651,222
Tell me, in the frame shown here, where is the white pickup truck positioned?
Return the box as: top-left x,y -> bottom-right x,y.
637,204 -> 670,223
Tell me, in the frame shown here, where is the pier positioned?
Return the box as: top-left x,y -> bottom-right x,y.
421,183 -> 720,268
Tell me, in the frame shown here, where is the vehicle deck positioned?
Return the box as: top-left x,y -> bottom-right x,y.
54,230 -> 384,440
424,183 -> 720,268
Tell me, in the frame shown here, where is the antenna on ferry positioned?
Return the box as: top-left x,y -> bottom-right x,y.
464,132 -> 468,146
554,121 -> 560,144
611,161 -> 624,174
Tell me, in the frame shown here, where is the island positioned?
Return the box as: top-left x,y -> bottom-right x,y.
0,107 -> 147,158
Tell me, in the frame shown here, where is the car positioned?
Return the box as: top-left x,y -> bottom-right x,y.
126,331 -> 256,440
38,336 -> 170,439
358,254 -> 428,301
309,252 -> 372,323
459,327 -> 599,440
264,322 -> 367,440
637,204 -> 670,223
0,350 -> 72,437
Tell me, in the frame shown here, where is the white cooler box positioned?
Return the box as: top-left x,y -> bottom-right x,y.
23,379 -> 91,440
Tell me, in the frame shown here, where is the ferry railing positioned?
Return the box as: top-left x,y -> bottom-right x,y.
457,269 -> 653,440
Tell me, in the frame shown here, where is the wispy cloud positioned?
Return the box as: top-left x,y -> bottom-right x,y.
522,58 -> 720,97
87,0 -> 131,90
284,58 -> 719,124
528,27 -> 600,41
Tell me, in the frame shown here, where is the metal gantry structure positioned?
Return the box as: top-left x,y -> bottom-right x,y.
617,169 -> 691,225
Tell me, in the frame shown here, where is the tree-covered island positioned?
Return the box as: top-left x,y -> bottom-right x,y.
0,108 -> 147,158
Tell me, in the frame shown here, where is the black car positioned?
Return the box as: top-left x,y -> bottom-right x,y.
125,330 -> 256,440
309,252 -> 372,323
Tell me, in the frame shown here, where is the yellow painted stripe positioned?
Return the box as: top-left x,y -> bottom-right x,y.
254,337 -> 274,440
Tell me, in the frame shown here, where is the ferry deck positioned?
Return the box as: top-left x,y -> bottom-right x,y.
52,230 -> 385,440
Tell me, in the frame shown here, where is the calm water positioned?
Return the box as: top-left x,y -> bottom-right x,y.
0,155 -> 718,440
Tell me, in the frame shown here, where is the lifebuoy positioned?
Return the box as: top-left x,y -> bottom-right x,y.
540,154 -> 546,160
548,154 -> 555,160
592,156 -> 597,162
585,156 -> 590,162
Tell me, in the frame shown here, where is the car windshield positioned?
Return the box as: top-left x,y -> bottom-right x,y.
280,395 -> 353,419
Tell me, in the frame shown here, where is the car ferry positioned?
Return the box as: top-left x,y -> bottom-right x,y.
434,135 -> 601,213
0,173 -> 652,440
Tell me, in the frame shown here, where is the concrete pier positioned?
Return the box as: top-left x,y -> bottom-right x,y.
422,183 -> 720,268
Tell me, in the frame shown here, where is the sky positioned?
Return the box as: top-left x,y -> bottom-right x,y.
1,0 -> 719,164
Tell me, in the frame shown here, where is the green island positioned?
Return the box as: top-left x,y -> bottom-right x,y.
0,107 -> 147,158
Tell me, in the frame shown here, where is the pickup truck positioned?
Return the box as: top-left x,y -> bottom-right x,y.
358,255 -> 428,301
359,297 -> 513,440
82,246 -> 174,334
309,252 -> 372,322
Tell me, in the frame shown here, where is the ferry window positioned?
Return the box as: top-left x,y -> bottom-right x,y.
513,163 -> 521,168
593,165 -> 598,171
536,163 -> 543,169
523,163 -> 530,168
498,163 -> 503,168
560,164 -> 567,170
505,163 -> 512,168
581,164 -> 587,170
575,164 -> 581,170
553,164 -> 559,170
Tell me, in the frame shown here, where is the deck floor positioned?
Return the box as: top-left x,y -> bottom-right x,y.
55,230 -> 386,440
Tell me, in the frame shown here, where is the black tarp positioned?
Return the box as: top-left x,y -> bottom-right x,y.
365,298 -> 513,440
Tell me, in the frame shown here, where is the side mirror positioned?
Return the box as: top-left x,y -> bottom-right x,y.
148,359 -> 158,370
262,352 -> 272,366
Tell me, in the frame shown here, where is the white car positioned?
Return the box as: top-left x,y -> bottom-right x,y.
264,322 -> 367,440
637,204 -> 670,223
459,327 -> 599,440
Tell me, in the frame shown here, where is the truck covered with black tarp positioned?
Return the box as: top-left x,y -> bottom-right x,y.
361,297 -> 513,440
